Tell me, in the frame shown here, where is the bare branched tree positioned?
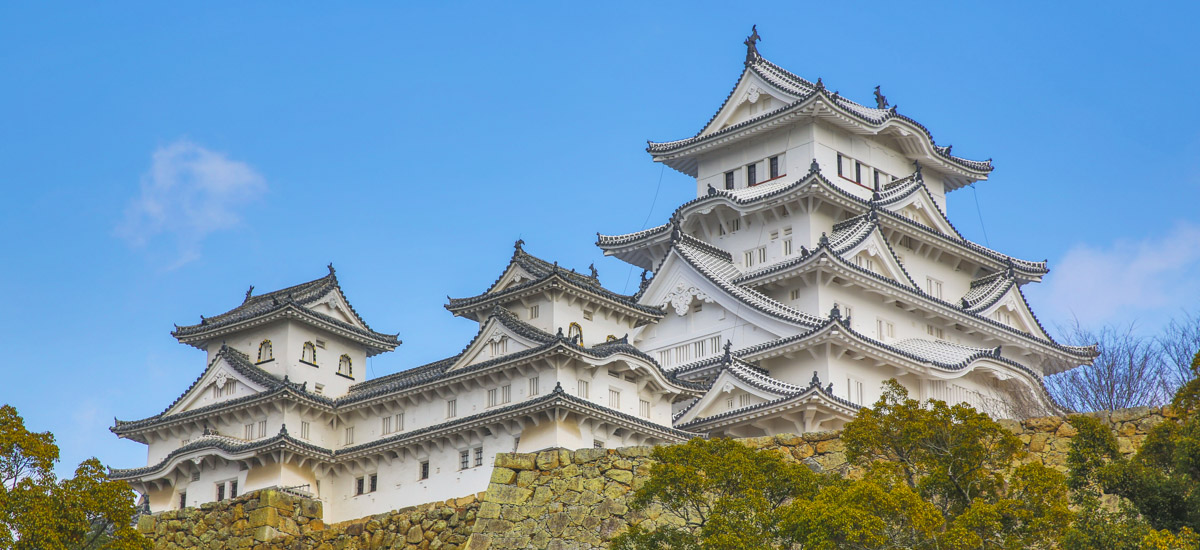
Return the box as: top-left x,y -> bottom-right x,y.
1044,321 -> 1171,412
1156,310 -> 1200,393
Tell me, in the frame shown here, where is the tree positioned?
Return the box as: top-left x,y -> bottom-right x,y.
1158,311 -> 1200,393
1062,349 -> 1200,548
1045,321 -> 1171,412
0,404 -> 149,550
615,381 -> 1070,549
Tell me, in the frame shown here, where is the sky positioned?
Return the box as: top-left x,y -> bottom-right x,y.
2,3 -> 1199,476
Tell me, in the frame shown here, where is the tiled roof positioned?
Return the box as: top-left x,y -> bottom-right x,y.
647,56 -> 993,179
675,371 -> 858,430
449,244 -> 663,319
961,272 -> 1014,312
114,385 -> 704,479
111,346 -> 334,436
671,233 -> 825,327
171,267 -> 400,349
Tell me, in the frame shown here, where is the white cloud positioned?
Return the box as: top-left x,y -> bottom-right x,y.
117,139 -> 266,267
1035,222 -> 1200,328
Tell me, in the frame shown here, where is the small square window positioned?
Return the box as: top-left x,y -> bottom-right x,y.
355,477 -> 364,496
460,450 -> 471,470
369,474 -> 378,492
725,171 -> 735,190
747,163 -> 757,186
769,156 -> 779,179
474,447 -> 484,467
528,305 -> 540,319
419,461 -> 430,480
583,310 -> 593,321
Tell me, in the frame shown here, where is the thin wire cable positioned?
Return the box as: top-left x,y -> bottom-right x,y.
970,183 -> 991,248
622,164 -> 667,293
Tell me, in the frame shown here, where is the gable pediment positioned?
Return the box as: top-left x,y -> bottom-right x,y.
882,188 -> 959,237
837,229 -> 918,290
164,356 -> 274,417
305,288 -> 360,326
674,367 -> 785,425
489,264 -> 538,293
703,72 -> 801,136
446,316 -> 545,372
977,287 -> 1047,339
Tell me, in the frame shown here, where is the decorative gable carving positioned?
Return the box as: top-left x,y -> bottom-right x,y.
662,281 -> 714,316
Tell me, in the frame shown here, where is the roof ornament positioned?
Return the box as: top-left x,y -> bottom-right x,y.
826,382 -> 834,393
327,263 -> 335,275
707,183 -> 716,195
723,340 -> 733,362
1005,257 -> 1015,278
553,381 -> 563,393
244,285 -> 254,302
814,78 -> 824,91
818,232 -> 829,247
944,145 -> 953,156
873,85 -> 889,109
809,158 -> 820,174
514,238 -> 525,251
199,315 -> 207,325
799,246 -> 809,257
913,160 -> 923,180
743,25 -> 761,65
556,327 -> 565,339
279,423 -> 288,436
589,263 -> 598,279
811,371 -> 821,386
640,269 -> 650,285
830,304 -> 842,321
888,105 -> 898,115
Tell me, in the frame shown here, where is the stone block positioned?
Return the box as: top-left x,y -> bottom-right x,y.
536,451 -> 561,470
1055,422 -> 1078,438
616,446 -> 653,458
137,514 -> 156,534
485,484 -> 533,505
740,435 -> 775,449
774,433 -> 802,446
1023,415 -> 1063,433
490,467 -> 517,485
247,506 -> 278,529
494,453 -> 537,470
573,448 -> 607,464
516,470 -> 540,487
603,469 -> 634,484
1110,406 -> 1151,423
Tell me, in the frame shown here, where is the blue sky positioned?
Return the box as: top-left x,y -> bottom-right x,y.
2,3 -> 1199,475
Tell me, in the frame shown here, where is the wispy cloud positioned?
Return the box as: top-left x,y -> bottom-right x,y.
1035,222 -> 1200,328
117,139 -> 266,267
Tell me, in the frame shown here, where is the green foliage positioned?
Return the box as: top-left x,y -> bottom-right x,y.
1064,348 -> 1200,547
0,404 -> 150,550
616,380 -> 1071,549
842,380 -> 1025,518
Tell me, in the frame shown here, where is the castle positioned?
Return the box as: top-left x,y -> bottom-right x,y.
111,30 -> 1095,522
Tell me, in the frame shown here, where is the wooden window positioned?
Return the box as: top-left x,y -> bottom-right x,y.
568,322 -> 583,342
739,394 -> 752,407
529,376 -> 540,396
528,305 -> 539,319
837,153 -> 844,177
474,447 -> 484,467
244,424 -> 254,439
369,474 -> 377,493
216,483 -> 225,502
230,480 -> 238,499
419,461 -> 430,480
926,324 -> 945,340
769,156 -> 779,179
747,163 -> 757,186
728,218 -> 740,232
639,399 -> 651,418
926,277 -> 943,300
608,389 -> 621,409
594,440 -> 605,449
446,399 -> 457,418
487,388 -> 498,407
179,491 -> 187,509
578,380 -> 589,399
782,239 -> 792,255
301,421 -> 310,440
855,161 -> 862,183
355,477 -> 365,496
257,340 -> 273,362
855,254 -> 875,272
257,420 -> 266,438
502,384 -> 511,404
583,310 -> 594,321
301,342 -> 317,365
395,412 -> 405,432
877,319 -> 894,341
790,288 -> 801,301
460,450 -> 471,470
381,415 -> 391,435
338,354 -> 353,378
345,427 -> 354,445
725,171 -> 735,190
847,378 -> 864,403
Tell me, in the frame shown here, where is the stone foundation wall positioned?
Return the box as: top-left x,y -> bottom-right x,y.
137,488 -> 480,549
138,407 -> 1171,549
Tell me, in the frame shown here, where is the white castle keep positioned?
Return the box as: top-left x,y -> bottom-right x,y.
111,31 -> 1095,522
